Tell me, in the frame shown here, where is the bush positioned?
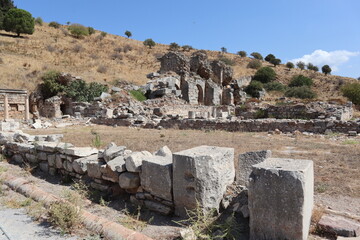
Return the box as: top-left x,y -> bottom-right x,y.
264,82 -> 286,92
49,21 -> 60,29
65,79 -> 108,102
289,75 -> 313,87
130,90 -> 146,101
40,70 -> 64,99
48,201 -> 81,233
296,61 -> 305,70
3,8 -> 35,37
68,24 -> 89,38
244,81 -> 263,98
286,62 -> 294,70
285,86 -> 316,99
253,67 -> 276,83
247,59 -> 262,69
169,42 -> 180,51
123,44 -> 133,53
221,47 -> 227,53
34,17 -> 43,26
237,51 -> 247,57
100,31 -> 107,37
322,65 -> 331,75
218,56 -> 235,66
97,65 -> 107,73
265,54 -> 275,62
87,27 -> 95,35
250,52 -> 263,60
341,83 -> 360,105
182,45 -> 193,51
143,38 -> 155,49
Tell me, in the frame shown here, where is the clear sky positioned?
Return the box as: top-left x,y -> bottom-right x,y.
15,0 -> 360,78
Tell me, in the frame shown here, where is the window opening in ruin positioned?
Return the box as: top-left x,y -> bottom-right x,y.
197,84 -> 204,105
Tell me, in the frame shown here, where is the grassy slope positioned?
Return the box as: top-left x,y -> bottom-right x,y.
0,23 -> 357,100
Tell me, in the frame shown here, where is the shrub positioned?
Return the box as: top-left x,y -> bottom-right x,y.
34,17 -> 43,26
286,62 -> 294,70
264,82 -> 286,92
3,8 -> 35,37
221,47 -> 227,53
123,44 -> 133,53
100,31 -> 107,37
218,56 -> 235,66
114,47 -> 122,53
143,38 -> 155,49
253,67 -> 276,83
65,79 -> 108,102
87,27 -> 95,35
341,83 -> 360,105
285,86 -> 316,99
97,65 -> 107,73
46,45 -> 56,52
48,201 -> 81,233
182,45 -> 193,51
130,90 -> 146,101
237,51 -> 247,57
169,42 -> 180,51
244,81 -> 264,98
72,44 -> 84,53
307,63 -> 319,72
296,61 -> 305,70
247,59 -> 262,69
49,21 -> 60,29
40,70 -> 64,99
68,24 -> 89,38
250,52 -> 263,60
110,52 -> 123,60
289,75 -> 313,87
265,54 -> 275,62
322,65 -> 332,75
270,58 -> 281,67
125,30 -> 132,38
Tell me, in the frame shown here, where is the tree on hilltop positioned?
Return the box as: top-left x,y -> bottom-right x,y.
237,51 -> 247,57
125,30 -> 132,38
296,61 -> 305,70
3,8 -> 34,37
286,62 -> 294,70
322,65 -> 332,75
265,54 -> 275,62
143,38 -> 155,49
270,58 -> 281,67
68,23 -> 89,38
169,42 -> 180,51
250,52 -> 263,60
221,47 -> 227,54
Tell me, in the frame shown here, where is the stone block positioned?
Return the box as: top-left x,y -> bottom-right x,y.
55,154 -> 63,169
63,147 -> 98,157
100,164 -> 119,183
125,151 -> 152,172
37,152 -> 47,161
39,162 -> 49,173
154,146 -> 172,158
86,158 -> 104,179
25,153 -> 38,163
103,143 -> 126,162
119,172 -> 140,189
318,214 -> 360,237
144,200 -> 172,215
173,145 -> 235,217
47,154 -> 56,167
63,160 -> 73,172
236,150 -> 271,186
106,156 -> 126,173
140,156 -> 173,201
248,158 -> 314,240
11,154 -> 23,164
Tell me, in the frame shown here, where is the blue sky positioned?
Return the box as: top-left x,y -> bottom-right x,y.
16,0 -> 360,78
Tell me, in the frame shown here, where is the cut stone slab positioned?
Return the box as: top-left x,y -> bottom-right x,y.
248,158 -> 314,240
106,156 -> 126,173
144,200 -> 172,215
318,214 -> 360,237
236,150 -> 271,186
119,172 -> 140,189
125,151 -> 152,172
72,154 -> 99,174
140,156 -> 173,201
86,158 -> 104,179
103,143 -> 126,162
100,164 -> 119,183
63,147 -> 98,157
154,146 -> 172,158
173,145 -> 235,217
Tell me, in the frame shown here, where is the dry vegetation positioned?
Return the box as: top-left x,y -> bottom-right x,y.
26,125 -> 360,199
0,23 -> 357,101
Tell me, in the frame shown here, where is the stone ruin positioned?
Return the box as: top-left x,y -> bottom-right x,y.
0,130 -> 315,239
145,51 -> 251,106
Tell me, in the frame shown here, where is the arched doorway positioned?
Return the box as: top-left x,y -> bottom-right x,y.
196,84 -> 204,105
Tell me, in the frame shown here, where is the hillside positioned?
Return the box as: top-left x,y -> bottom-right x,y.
0,23 -> 357,100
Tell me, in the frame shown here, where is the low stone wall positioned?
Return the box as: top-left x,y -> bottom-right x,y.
91,118 -> 360,134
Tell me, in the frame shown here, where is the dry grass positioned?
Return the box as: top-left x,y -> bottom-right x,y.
26,125 -> 360,198
0,23 -> 357,101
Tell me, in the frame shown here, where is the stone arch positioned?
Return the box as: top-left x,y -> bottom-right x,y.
196,84 -> 204,105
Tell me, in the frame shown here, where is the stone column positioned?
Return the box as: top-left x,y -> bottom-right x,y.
4,94 -> 9,120
25,95 -> 30,121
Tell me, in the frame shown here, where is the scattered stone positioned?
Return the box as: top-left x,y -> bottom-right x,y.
248,158 -> 314,240
144,200 -> 172,215
348,131 -> 358,136
125,151 -> 152,172
173,145 -> 235,217
103,143 -> 126,162
318,214 -> 360,237
106,156 -> 126,173
63,147 -> 98,157
154,146 -> 172,158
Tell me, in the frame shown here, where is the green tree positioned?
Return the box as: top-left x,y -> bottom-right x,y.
40,70 -> 64,99
285,86 -> 316,99
244,81 -> 264,98
265,54 -> 275,62
322,65 -> 331,75
87,27 -> 95,35
3,8 -> 34,37
221,47 -> 227,54
0,0 -> 15,29
237,51 -> 247,57
296,61 -> 305,70
286,62 -> 294,70
68,23 -> 89,38
125,30 -> 132,38
270,58 -> 281,67
341,83 -> 360,105
169,42 -> 180,51
253,67 -> 276,83
143,38 -> 155,49
250,52 -> 263,60
289,75 -> 313,87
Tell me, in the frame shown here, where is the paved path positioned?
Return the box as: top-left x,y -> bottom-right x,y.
0,207 -> 77,240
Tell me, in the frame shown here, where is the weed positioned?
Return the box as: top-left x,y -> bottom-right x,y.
48,200 -> 82,233
4,198 -> 32,208
215,213 -> 246,239
310,206 -> 325,234
0,166 -> 8,173
91,132 -> 102,148
129,90 -> 146,101
83,235 -> 103,240
26,201 -> 47,221
118,206 -> 148,231
62,189 -> 83,207
99,197 -> 109,207
97,65 -> 107,73
315,184 -> 328,193
342,140 -> 359,145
